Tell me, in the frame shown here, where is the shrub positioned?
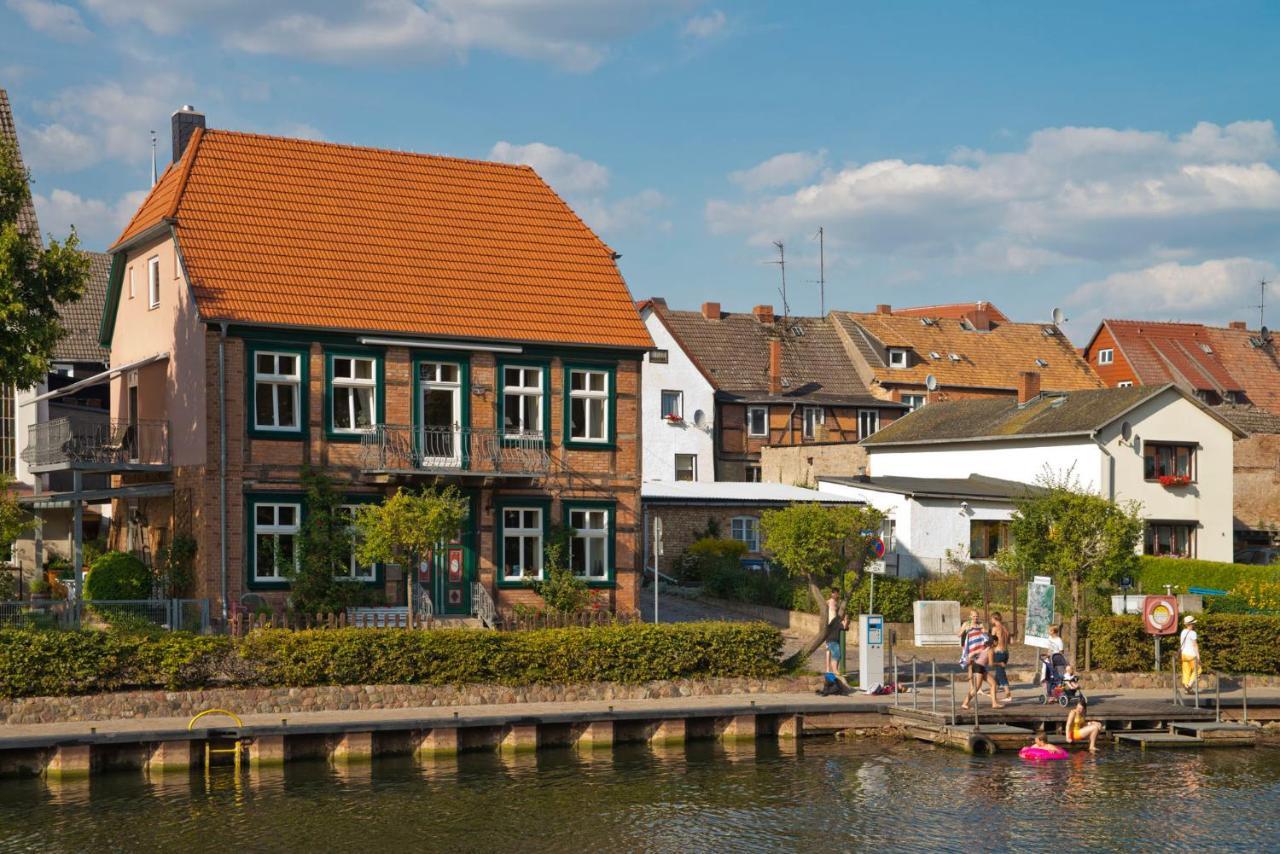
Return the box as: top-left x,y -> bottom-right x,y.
703,563 -> 798,611
0,621 -> 784,698
158,535 -> 197,599
1085,614 -> 1280,674
84,552 -> 151,601
921,573 -> 970,605
843,573 -> 914,623
1136,555 -> 1280,593
680,538 -> 748,586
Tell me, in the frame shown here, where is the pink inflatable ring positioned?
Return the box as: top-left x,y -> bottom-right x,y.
1019,744 -> 1069,761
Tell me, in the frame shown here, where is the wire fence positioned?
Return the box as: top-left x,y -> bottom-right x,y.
0,599 -> 210,633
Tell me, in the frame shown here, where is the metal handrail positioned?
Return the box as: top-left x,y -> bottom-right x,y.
359,425 -> 549,476
21,416 -> 169,468
471,582 -> 497,629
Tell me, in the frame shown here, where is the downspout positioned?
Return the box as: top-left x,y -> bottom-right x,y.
788,402 -> 798,446
218,322 -> 229,624
1092,431 -> 1115,502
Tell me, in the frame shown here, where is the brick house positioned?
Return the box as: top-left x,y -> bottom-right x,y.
29,108 -> 652,623
641,299 -> 905,482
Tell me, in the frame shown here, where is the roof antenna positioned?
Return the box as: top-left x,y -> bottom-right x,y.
1256,279 -> 1269,330
809,227 -> 826,316
766,240 -> 790,324
150,130 -> 158,186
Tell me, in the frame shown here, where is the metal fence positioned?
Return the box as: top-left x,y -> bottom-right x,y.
359,425 -> 549,476
0,598 -> 210,633
20,416 -> 170,469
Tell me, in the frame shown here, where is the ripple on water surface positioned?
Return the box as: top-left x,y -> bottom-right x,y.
1,739 -> 1278,852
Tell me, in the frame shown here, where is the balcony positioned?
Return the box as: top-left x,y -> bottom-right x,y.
21,417 -> 171,473
359,425 -> 549,478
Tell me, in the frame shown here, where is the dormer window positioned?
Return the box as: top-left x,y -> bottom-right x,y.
887,348 -> 909,369
929,351 -> 942,360
1097,348 -> 1114,365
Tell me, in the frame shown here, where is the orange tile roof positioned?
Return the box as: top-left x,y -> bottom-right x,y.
111,129 -> 651,349
838,311 -> 1103,393
1103,321 -> 1245,394
889,301 -> 1011,323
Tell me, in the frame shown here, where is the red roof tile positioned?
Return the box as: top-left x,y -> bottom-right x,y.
1104,321 -> 1245,394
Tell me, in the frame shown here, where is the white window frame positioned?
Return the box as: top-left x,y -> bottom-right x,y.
1097,348 -> 1114,365
858,409 -> 880,440
337,504 -> 376,581
253,351 -> 302,432
502,507 -> 544,581
660,389 -> 683,420
253,502 -> 300,582
127,266 -> 135,299
802,406 -> 824,440
147,256 -> 160,309
731,516 -> 760,553
503,366 -> 544,437
331,355 -> 377,433
902,394 -> 926,411
569,507 -> 609,580
888,348 -> 909,369
568,368 -> 609,443
674,453 -> 697,481
1118,380 -> 1133,388
747,405 -> 768,437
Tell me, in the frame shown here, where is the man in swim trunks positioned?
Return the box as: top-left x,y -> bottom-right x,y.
962,637 -> 1007,711
989,612 -> 1013,703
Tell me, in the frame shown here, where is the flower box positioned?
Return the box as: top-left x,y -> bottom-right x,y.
664,414 -> 683,424
1157,474 -> 1191,488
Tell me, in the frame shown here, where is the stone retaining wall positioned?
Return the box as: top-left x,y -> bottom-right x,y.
0,676 -> 815,726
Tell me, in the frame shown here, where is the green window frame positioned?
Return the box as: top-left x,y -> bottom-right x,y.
495,496 -> 552,588
412,353 -> 471,469
564,499 -> 617,587
497,359 -> 551,445
245,342 -> 309,440
245,492 -> 304,590
337,494 -> 386,588
562,361 -> 617,449
324,347 -> 385,441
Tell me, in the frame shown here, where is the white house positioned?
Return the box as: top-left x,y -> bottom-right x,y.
856,375 -> 1243,563
638,299 -> 717,482
816,474 -> 1042,577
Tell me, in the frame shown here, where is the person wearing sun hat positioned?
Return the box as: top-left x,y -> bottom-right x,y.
1179,614 -> 1201,689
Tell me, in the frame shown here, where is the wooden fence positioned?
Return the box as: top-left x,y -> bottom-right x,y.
497,609 -> 642,632
227,607 -> 643,636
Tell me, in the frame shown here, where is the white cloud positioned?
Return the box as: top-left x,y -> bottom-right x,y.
682,9 -> 725,39
6,0 -> 91,41
81,0 -> 698,71
489,141 -> 610,194
1067,257 -> 1279,328
487,140 -> 665,235
708,121 -> 1280,269
32,187 -> 150,248
730,150 -> 826,191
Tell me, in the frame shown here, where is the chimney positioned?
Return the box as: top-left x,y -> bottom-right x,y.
753,304 -> 774,324
769,338 -> 783,395
171,105 -> 205,163
1229,321 -> 1247,330
1018,371 -> 1041,405
876,304 -> 892,314
963,307 -> 992,331
701,301 -> 721,320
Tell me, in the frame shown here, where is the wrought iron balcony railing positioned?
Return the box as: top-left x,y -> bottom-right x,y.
21,417 -> 170,471
359,425 -> 549,477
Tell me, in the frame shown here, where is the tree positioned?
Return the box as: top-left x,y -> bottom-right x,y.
761,502 -> 885,666
353,484 -> 469,623
998,473 -> 1143,663
0,475 -> 32,568
531,524 -> 590,614
289,469 -> 374,614
0,137 -> 90,389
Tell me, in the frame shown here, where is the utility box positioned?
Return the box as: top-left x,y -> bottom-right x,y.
914,600 -> 961,646
858,614 -> 885,692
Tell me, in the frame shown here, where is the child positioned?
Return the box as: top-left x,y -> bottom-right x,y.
1062,665 -> 1080,692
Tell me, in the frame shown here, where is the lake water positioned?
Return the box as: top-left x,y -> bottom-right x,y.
1,739 -> 1277,852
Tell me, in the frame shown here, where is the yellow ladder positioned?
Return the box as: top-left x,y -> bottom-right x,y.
188,709 -> 246,772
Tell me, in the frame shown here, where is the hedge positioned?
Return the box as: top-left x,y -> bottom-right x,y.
1085,615 -> 1280,674
1136,555 -> 1280,593
84,551 -> 151,601
0,622 -> 784,699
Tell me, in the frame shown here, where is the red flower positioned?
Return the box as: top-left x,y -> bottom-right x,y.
665,413 -> 683,423
1157,474 -> 1191,487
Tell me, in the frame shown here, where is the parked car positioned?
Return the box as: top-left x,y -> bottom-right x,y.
1234,547 -> 1280,566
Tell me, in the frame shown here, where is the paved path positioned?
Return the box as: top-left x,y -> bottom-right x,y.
4,683 -> 1275,747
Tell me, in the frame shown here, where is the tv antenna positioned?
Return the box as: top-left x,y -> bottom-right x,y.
810,227 -> 826,316
765,240 -> 790,323
1254,279 -> 1269,329
149,130 -> 158,186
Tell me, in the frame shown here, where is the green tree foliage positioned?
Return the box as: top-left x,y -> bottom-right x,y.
157,534 -> 197,599
354,485 -> 469,569
761,502 -> 885,664
0,475 -> 32,563
531,525 -> 591,614
84,552 -> 151,600
998,475 -> 1143,663
0,137 -> 90,389
289,469 -> 377,614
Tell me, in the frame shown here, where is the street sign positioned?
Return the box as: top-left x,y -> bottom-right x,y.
868,537 -> 886,559
867,560 -> 886,575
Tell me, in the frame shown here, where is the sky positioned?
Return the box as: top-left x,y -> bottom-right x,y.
2,1 -> 1279,343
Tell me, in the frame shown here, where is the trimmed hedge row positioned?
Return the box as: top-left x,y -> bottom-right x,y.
1137,555 -> 1280,593
0,622 -> 784,699
1085,615 -> 1280,674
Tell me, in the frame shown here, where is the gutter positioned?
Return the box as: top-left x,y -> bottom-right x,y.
1091,430 -> 1116,502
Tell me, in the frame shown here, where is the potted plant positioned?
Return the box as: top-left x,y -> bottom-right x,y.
664,412 -> 683,424
29,578 -> 50,602
1157,474 -> 1191,488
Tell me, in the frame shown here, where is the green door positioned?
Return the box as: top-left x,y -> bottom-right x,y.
432,495 -> 475,616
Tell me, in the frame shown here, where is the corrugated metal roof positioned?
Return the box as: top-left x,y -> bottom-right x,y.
819,474 -> 1045,500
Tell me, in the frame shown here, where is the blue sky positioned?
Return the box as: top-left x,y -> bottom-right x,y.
3,1 -> 1279,341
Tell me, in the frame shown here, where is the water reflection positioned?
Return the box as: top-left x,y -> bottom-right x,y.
0,741 -> 1277,852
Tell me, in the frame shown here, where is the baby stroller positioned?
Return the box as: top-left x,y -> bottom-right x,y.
1038,652 -> 1085,706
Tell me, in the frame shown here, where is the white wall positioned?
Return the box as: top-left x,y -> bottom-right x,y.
818,480 -> 1016,577
640,309 -> 716,482
864,388 -> 1236,562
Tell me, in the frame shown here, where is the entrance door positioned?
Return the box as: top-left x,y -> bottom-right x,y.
418,362 -> 461,469
432,497 -> 475,616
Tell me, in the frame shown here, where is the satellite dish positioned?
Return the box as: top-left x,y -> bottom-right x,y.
693,409 -> 706,428
1120,421 -> 1133,442
1051,307 -> 1066,325
1262,326 -> 1271,339
925,374 -> 939,392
